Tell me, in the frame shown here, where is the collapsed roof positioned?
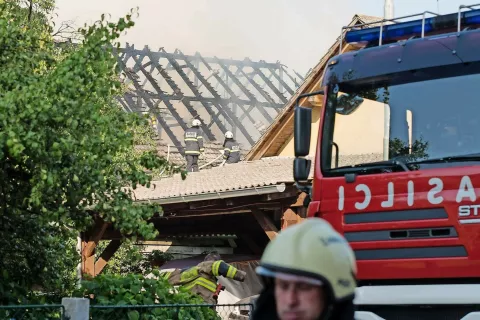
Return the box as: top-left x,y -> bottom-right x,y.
116,45 -> 303,153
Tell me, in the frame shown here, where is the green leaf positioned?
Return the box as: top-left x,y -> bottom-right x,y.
127,310 -> 139,320
0,1 -> 177,305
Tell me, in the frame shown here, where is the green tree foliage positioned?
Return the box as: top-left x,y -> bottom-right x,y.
95,241 -> 175,276
95,241 -> 150,276
389,137 -> 430,161
78,271 -> 221,320
0,0 -> 180,303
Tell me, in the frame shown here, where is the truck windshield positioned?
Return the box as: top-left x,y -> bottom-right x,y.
321,66 -> 480,175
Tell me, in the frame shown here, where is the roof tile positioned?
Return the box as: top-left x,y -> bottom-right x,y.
131,153 -> 383,201
132,156 -> 313,201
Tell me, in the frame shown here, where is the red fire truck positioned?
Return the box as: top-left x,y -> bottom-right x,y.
294,4 -> 480,319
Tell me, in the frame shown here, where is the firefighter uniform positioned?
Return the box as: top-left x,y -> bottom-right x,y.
223,139 -> 240,164
184,126 -> 204,172
162,260 -> 246,304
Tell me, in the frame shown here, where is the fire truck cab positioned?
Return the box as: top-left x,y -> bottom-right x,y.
294,4 -> 480,319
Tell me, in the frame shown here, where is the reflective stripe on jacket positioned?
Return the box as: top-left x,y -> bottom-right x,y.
184,127 -> 204,155
161,260 -> 246,303
223,139 -> 240,163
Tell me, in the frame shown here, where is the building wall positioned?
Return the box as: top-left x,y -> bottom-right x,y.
278,104 -> 322,157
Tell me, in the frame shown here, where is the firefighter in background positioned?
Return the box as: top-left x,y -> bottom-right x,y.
150,115 -> 158,132
252,218 -> 357,320
184,119 -> 204,172
162,252 -> 247,304
222,131 -> 240,164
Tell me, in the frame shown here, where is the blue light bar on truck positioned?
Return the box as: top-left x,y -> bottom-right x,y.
345,8 -> 480,44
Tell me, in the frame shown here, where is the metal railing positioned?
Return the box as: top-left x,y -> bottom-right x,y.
338,3 -> 480,53
458,3 -> 480,32
90,303 -> 254,320
0,305 -> 65,320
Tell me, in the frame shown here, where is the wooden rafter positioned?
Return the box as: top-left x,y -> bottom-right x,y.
252,209 -> 279,241
116,45 -> 302,150
82,222 -> 109,257
94,240 -> 122,276
81,221 -> 110,277
281,208 -> 304,230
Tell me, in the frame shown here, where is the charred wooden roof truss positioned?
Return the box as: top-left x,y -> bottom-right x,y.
117,44 -> 303,153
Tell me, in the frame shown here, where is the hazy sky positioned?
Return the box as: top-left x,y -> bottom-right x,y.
53,0 -> 480,75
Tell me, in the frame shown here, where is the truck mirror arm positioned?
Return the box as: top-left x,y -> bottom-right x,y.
295,183 -> 312,208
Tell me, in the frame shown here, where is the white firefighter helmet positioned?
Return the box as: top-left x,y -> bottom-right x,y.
191,119 -> 201,127
256,218 -> 357,302
225,131 -> 234,139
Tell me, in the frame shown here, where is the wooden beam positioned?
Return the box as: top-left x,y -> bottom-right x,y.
81,222 -> 109,277
81,240 -> 96,277
160,189 -> 299,216
281,208 -> 304,230
161,194 -> 296,216
273,208 -> 283,222
94,240 -> 122,276
250,112 -> 294,160
163,203 -> 295,219
252,209 -> 278,241
82,222 -> 109,257
228,239 -> 238,248
162,209 -> 251,218
291,192 -> 307,207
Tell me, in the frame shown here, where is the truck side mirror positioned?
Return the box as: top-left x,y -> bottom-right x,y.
294,106 -> 312,157
293,90 -> 323,189
294,158 -> 311,182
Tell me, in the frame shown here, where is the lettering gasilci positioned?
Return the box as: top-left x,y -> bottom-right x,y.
337,176 -> 477,211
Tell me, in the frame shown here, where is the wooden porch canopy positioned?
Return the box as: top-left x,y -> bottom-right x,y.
81,157 -> 313,277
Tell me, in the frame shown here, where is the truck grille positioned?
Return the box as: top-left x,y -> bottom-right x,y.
344,208 -> 448,224
345,227 -> 457,242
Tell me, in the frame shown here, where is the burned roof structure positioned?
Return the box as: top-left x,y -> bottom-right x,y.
116,45 -> 303,154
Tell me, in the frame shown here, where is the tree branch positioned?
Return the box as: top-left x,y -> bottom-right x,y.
27,0 -> 33,22
52,20 -> 82,42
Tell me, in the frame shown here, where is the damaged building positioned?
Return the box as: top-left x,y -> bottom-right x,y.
117,45 -> 303,169
82,13 -> 380,304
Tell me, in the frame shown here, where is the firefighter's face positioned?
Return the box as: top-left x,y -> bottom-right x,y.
274,278 -> 325,320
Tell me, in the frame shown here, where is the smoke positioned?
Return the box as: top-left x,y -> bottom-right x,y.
53,0 -> 480,73
53,0 -> 375,75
